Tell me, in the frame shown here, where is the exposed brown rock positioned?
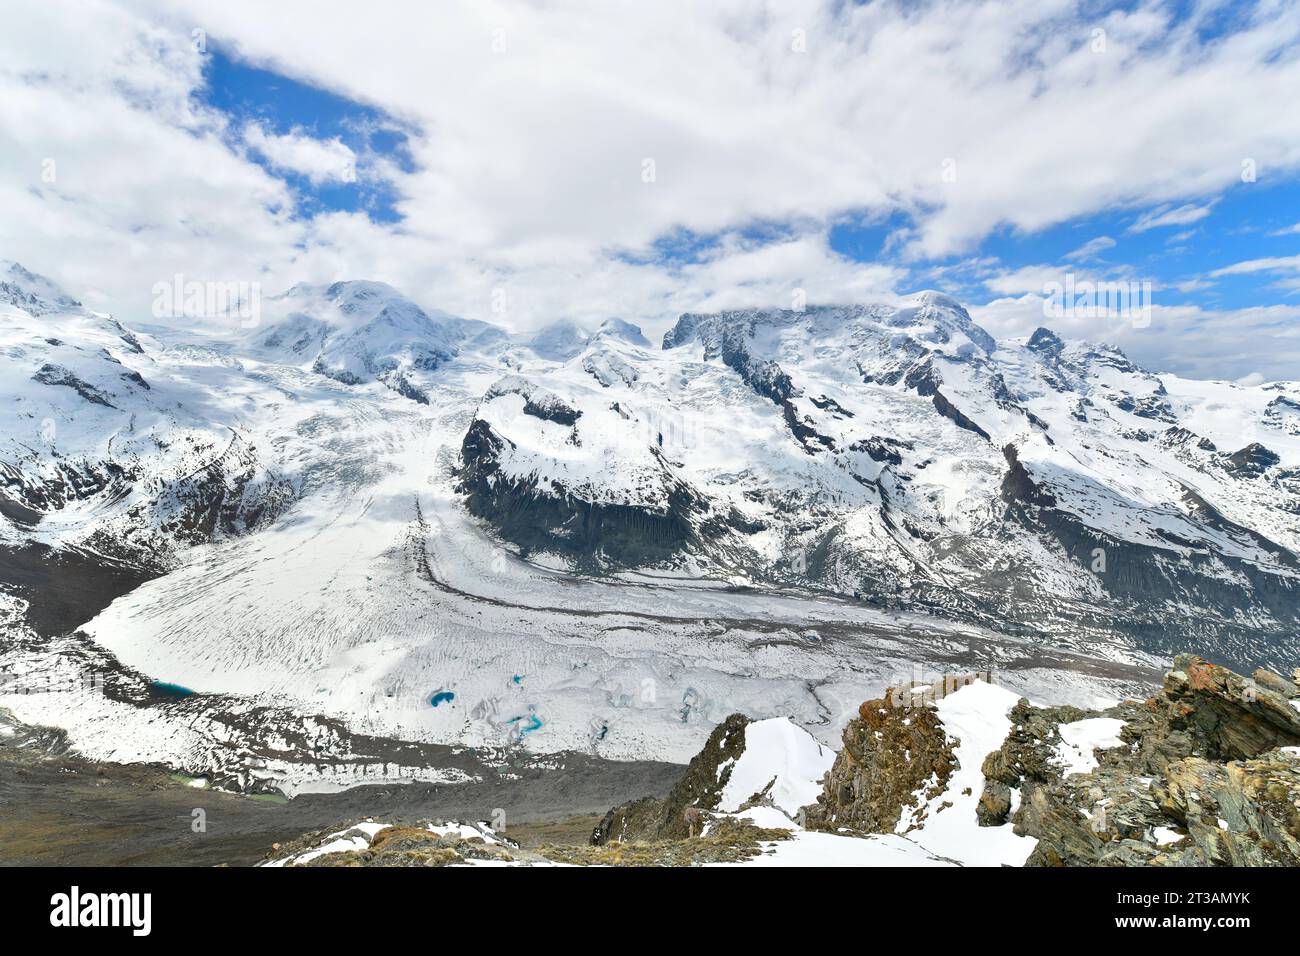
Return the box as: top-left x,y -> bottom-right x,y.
1154,750 -> 1300,866
976,779 -> 1012,826
551,816 -> 793,866
981,701 -> 1090,789
804,682 -> 962,833
280,824 -> 520,867
1002,655 -> 1300,866
800,654 -> 1300,867
1253,667 -> 1299,699
1164,655 -> 1300,761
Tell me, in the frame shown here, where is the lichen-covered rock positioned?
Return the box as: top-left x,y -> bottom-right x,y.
1000,655 -> 1300,866
1154,749 -> 1300,866
300,826 -> 519,867
1161,655 -> 1300,761
583,655 -> 1300,867
1252,667 -> 1298,699
555,816 -> 794,866
264,821 -> 522,868
975,779 -> 1012,827
804,685 -> 958,833
981,701 -> 1090,788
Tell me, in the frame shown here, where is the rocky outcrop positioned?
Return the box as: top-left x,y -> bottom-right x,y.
1161,655 -> 1300,760
999,445 -> 1300,673
905,359 -> 991,441
771,655 -> 1298,866
591,714 -> 753,845
482,376 -> 582,425
804,674 -> 991,834
977,700 -> 1092,827
1226,442 -> 1280,478
979,654 -> 1300,866
457,416 -> 711,568
264,822 -> 522,867
266,815 -> 792,867
663,311 -> 837,453
267,655 -> 1300,869
1155,753 -> 1300,866
31,363 -> 115,408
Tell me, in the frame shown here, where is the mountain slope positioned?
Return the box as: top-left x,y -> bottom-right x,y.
462,295 -> 1300,670
0,261 -> 1293,791
0,267 -> 295,568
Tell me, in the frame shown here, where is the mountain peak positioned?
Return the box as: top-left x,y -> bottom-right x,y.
912,290 -> 966,311
529,319 -> 590,360
1026,327 -> 1064,356
0,260 -> 82,316
662,292 -> 995,358
593,317 -> 649,348
323,279 -> 405,310
895,290 -> 996,355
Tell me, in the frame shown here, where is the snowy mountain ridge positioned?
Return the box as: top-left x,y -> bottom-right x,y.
461,287 -> 1300,670
0,260 -> 1296,787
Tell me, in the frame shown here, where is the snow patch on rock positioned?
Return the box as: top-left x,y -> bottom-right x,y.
716,717 -> 835,818
1054,717 -> 1128,776
905,680 -> 1038,867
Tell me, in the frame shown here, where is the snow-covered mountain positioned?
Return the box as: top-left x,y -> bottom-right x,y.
462,293 -> 1300,669
1,261 -> 1296,791
0,261 -> 294,567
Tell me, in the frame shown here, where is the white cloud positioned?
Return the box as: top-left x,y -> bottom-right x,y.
243,124 -> 357,185
1208,253 -> 1300,294
1128,202 -> 1214,234
971,295 -> 1300,381
1210,254 -> 1300,277
1063,236 -> 1116,261
980,261 -> 1150,299
1,0 -> 1300,375
0,1 -> 302,318
983,265 -> 1076,297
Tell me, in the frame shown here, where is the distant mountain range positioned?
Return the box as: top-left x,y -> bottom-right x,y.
1,258 -> 1297,786
3,260 -> 1298,676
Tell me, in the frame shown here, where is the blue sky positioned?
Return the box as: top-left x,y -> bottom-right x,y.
198,49 -> 415,223
4,0 -> 1300,380
907,178 -> 1300,312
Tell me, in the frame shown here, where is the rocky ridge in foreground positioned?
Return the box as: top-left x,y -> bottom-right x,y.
982,655 -> 1300,865
588,655 -> 1300,866
259,654 -> 1300,867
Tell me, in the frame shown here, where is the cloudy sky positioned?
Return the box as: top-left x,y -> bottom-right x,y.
3,0 -> 1300,380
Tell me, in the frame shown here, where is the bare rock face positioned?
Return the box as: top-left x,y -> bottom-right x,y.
587,656 -> 1299,866
975,780 -> 1012,827
977,701 -> 1091,828
981,702 -> 1091,788
1155,752 -> 1300,866
981,654 -> 1300,866
591,713 -> 752,845
1162,655 -> 1300,760
1253,668 -> 1299,700
804,681 -> 967,833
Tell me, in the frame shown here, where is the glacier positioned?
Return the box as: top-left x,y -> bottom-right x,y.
2,260 -> 1296,792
